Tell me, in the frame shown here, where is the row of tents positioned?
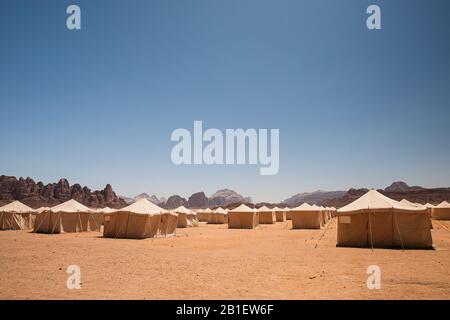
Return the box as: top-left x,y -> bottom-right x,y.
1,192 -> 449,247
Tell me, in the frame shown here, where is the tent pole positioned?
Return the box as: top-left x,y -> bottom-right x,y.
393,213 -> 405,251
368,211 -> 374,252
33,211 -> 48,233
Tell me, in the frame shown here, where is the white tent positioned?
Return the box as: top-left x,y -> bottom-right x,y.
34,199 -> 102,234
290,203 -> 322,229
173,206 -> 198,228
103,198 -> 177,239
336,190 -> 432,248
400,199 -> 427,209
273,207 -> 286,222
228,204 -> 258,229
0,200 -> 37,230
432,201 -> 450,220
208,207 -> 227,224
258,205 -> 275,224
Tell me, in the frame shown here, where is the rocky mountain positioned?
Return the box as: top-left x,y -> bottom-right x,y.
322,182 -> 450,208
163,195 -> 188,209
120,193 -> 166,205
0,175 -> 126,209
283,190 -> 346,207
208,189 -> 252,207
121,189 -> 251,209
384,181 -> 424,193
187,192 -> 209,209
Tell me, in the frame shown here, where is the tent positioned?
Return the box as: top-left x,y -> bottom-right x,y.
36,207 -> 50,214
198,208 -> 212,222
285,208 -> 292,220
228,204 -> 258,229
160,211 -> 179,237
424,203 -> 435,216
0,201 -> 37,230
336,190 -> 432,248
173,206 -> 198,228
400,199 -> 426,209
103,198 -> 177,239
290,203 -> 322,229
94,207 -> 116,214
330,207 -> 337,218
208,207 -> 228,224
34,199 -> 102,234
432,201 -> 450,220
258,205 -> 275,224
273,207 -> 286,222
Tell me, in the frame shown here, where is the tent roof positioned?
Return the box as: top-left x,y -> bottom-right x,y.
436,201 -> 450,209
400,199 -> 427,210
173,206 -> 192,214
116,198 -> 167,215
337,190 -> 426,214
0,200 -> 35,213
229,204 -> 255,213
258,205 -> 272,212
425,203 -> 435,208
95,207 -> 116,213
203,208 -> 213,213
292,203 -> 315,211
50,199 -> 92,213
36,206 -> 51,213
214,207 -> 226,214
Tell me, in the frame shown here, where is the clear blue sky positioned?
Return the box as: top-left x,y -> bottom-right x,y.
1,0 -> 449,202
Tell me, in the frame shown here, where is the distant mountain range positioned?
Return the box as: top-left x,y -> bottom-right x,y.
283,190 -> 347,207
295,181 -> 450,208
121,188 -> 252,209
2,175 -> 449,210
0,175 -> 126,209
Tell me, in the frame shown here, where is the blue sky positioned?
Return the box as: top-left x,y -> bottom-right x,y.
1,0 -> 449,202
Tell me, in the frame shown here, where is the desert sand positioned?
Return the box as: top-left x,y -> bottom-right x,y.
0,219 -> 449,300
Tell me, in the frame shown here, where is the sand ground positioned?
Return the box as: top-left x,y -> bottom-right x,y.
0,219 -> 449,300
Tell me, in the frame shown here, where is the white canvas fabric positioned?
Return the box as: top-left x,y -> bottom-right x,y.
258,206 -> 275,224
207,207 -> 227,224
103,199 -> 175,239
34,199 -> 102,234
0,201 -> 37,230
336,190 -> 432,248
432,201 -> 450,220
290,203 -> 322,229
36,207 -> 51,213
273,207 -> 286,222
228,204 -> 258,229
400,199 -> 427,209
173,206 -> 198,228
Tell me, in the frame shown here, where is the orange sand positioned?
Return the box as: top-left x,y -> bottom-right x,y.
0,220 -> 449,299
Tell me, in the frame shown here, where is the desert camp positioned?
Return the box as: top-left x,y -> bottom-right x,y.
0,185 -> 449,300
